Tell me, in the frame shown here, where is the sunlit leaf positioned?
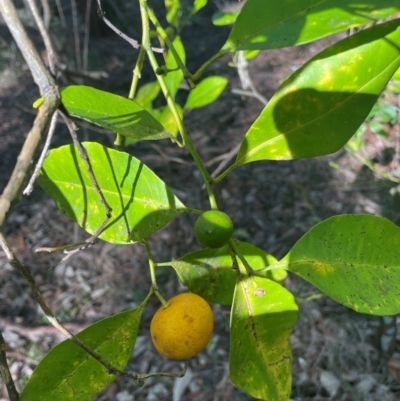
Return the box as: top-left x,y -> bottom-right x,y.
20,305 -> 144,401
170,241 -> 281,305
59,86 -> 173,140
230,275 -> 298,400
235,19 -> 400,165
165,0 -> 180,28
222,0 -> 400,51
38,142 -> 186,244
193,0 -> 207,13
156,104 -> 183,137
184,76 -> 228,109
281,215 -> 400,315
212,10 -> 240,26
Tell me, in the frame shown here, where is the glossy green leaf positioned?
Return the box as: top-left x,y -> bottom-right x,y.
165,0 -> 180,28
164,36 -> 185,99
235,19 -> 400,165
184,76 -> 228,109
37,142 -> 186,244
170,241 -> 280,305
230,275 -> 298,400
281,215 -> 400,316
59,86 -> 173,140
20,305 -> 144,401
134,82 -> 160,109
156,104 -> 183,137
222,0 -> 400,51
212,10 -> 240,26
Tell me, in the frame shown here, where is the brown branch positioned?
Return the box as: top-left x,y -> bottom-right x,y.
0,0 -> 60,227
0,330 -> 20,401
0,0 -> 57,96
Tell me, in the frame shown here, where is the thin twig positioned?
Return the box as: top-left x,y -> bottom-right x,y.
71,0 -> 82,70
0,330 -> 19,401
39,0 -> 51,30
96,0 -> 164,53
60,112 -> 112,244
210,142 -> 241,178
23,110 -> 58,195
83,0 -> 91,72
232,51 -> 268,105
26,0 -> 57,75
54,0 -> 66,28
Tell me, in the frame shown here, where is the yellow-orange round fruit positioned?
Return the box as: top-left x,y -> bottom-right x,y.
150,293 -> 214,360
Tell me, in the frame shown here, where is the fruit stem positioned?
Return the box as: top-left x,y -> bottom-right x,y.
142,240 -> 169,307
139,1 -> 218,209
146,6 -> 195,88
229,240 -> 253,276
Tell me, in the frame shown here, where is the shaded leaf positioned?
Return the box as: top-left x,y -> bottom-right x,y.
170,241 -> 279,305
222,0 -> 400,51
156,104 -> 183,137
235,19 -> 400,165
20,305 -> 144,401
164,36 -> 185,99
59,86 -> 173,140
134,82 -> 160,109
230,275 -> 298,400
38,142 -> 186,244
184,76 -> 228,109
281,215 -> 400,315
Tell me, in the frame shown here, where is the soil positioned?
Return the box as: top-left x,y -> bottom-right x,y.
1,1 -> 400,401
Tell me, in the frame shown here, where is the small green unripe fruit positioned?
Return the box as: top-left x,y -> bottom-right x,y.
194,210 -> 234,248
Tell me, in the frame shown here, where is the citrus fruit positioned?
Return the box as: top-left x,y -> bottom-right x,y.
194,210 -> 234,248
150,293 -> 214,360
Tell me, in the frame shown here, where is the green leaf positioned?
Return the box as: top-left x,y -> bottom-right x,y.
156,104 -> 183,137
212,10 -> 240,26
59,85 -> 173,140
20,305 -> 144,401
235,19 -> 400,165
165,0 -> 180,28
281,215 -> 400,315
37,142 -> 186,244
134,82 -> 160,109
184,76 -> 228,109
164,36 -> 185,99
230,275 -> 298,400
243,49 -> 260,60
193,0 -> 207,13
393,66 -> 400,80
170,241 -> 280,305
222,0 -> 400,51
